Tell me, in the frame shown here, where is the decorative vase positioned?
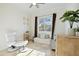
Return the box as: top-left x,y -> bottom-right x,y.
76,32 -> 79,36
68,28 -> 75,36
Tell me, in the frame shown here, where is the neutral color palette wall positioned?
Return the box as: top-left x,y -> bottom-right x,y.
0,5 -> 27,50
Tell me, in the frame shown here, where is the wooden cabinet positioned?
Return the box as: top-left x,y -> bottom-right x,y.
56,35 -> 79,56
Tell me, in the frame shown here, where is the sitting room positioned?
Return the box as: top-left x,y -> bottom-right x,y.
0,3 -> 79,56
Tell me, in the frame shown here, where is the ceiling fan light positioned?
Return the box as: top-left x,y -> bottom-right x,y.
29,3 -> 45,8
32,3 -> 36,5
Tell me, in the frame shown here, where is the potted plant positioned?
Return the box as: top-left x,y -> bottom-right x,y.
60,9 -> 79,36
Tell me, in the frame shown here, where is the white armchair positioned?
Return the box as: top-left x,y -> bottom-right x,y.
5,31 -> 28,52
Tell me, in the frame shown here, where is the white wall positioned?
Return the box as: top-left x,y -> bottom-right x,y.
0,5 -> 27,50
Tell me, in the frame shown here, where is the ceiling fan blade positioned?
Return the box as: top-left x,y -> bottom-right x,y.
29,4 -> 33,8
29,3 -> 45,8
36,3 -> 45,4
36,4 -> 39,8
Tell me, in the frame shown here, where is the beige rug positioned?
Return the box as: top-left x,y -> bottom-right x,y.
16,47 -> 45,56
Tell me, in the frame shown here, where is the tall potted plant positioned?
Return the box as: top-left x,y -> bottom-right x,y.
60,9 -> 79,35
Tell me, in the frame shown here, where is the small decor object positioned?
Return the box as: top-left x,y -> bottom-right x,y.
68,28 -> 75,36
8,45 -> 18,52
60,9 -> 79,36
74,26 -> 79,36
76,32 -> 79,36
11,45 -> 16,49
45,34 -> 50,39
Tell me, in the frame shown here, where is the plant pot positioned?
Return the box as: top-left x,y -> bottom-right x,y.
68,28 -> 75,36
76,32 -> 79,36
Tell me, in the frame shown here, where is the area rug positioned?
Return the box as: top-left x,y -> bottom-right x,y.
16,47 -> 45,56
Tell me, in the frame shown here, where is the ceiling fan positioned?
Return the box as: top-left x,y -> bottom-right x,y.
29,3 -> 45,8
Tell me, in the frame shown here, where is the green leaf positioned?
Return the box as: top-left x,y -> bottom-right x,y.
60,9 -> 79,23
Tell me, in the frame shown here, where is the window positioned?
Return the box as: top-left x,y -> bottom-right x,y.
37,15 -> 52,39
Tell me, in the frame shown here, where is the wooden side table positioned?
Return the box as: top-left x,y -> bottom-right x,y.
24,32 -> 29,41
56,34 -> 79,56
24,32 -> 34,42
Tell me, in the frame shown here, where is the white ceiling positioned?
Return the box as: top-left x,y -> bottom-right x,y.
0,3 -> 79,16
